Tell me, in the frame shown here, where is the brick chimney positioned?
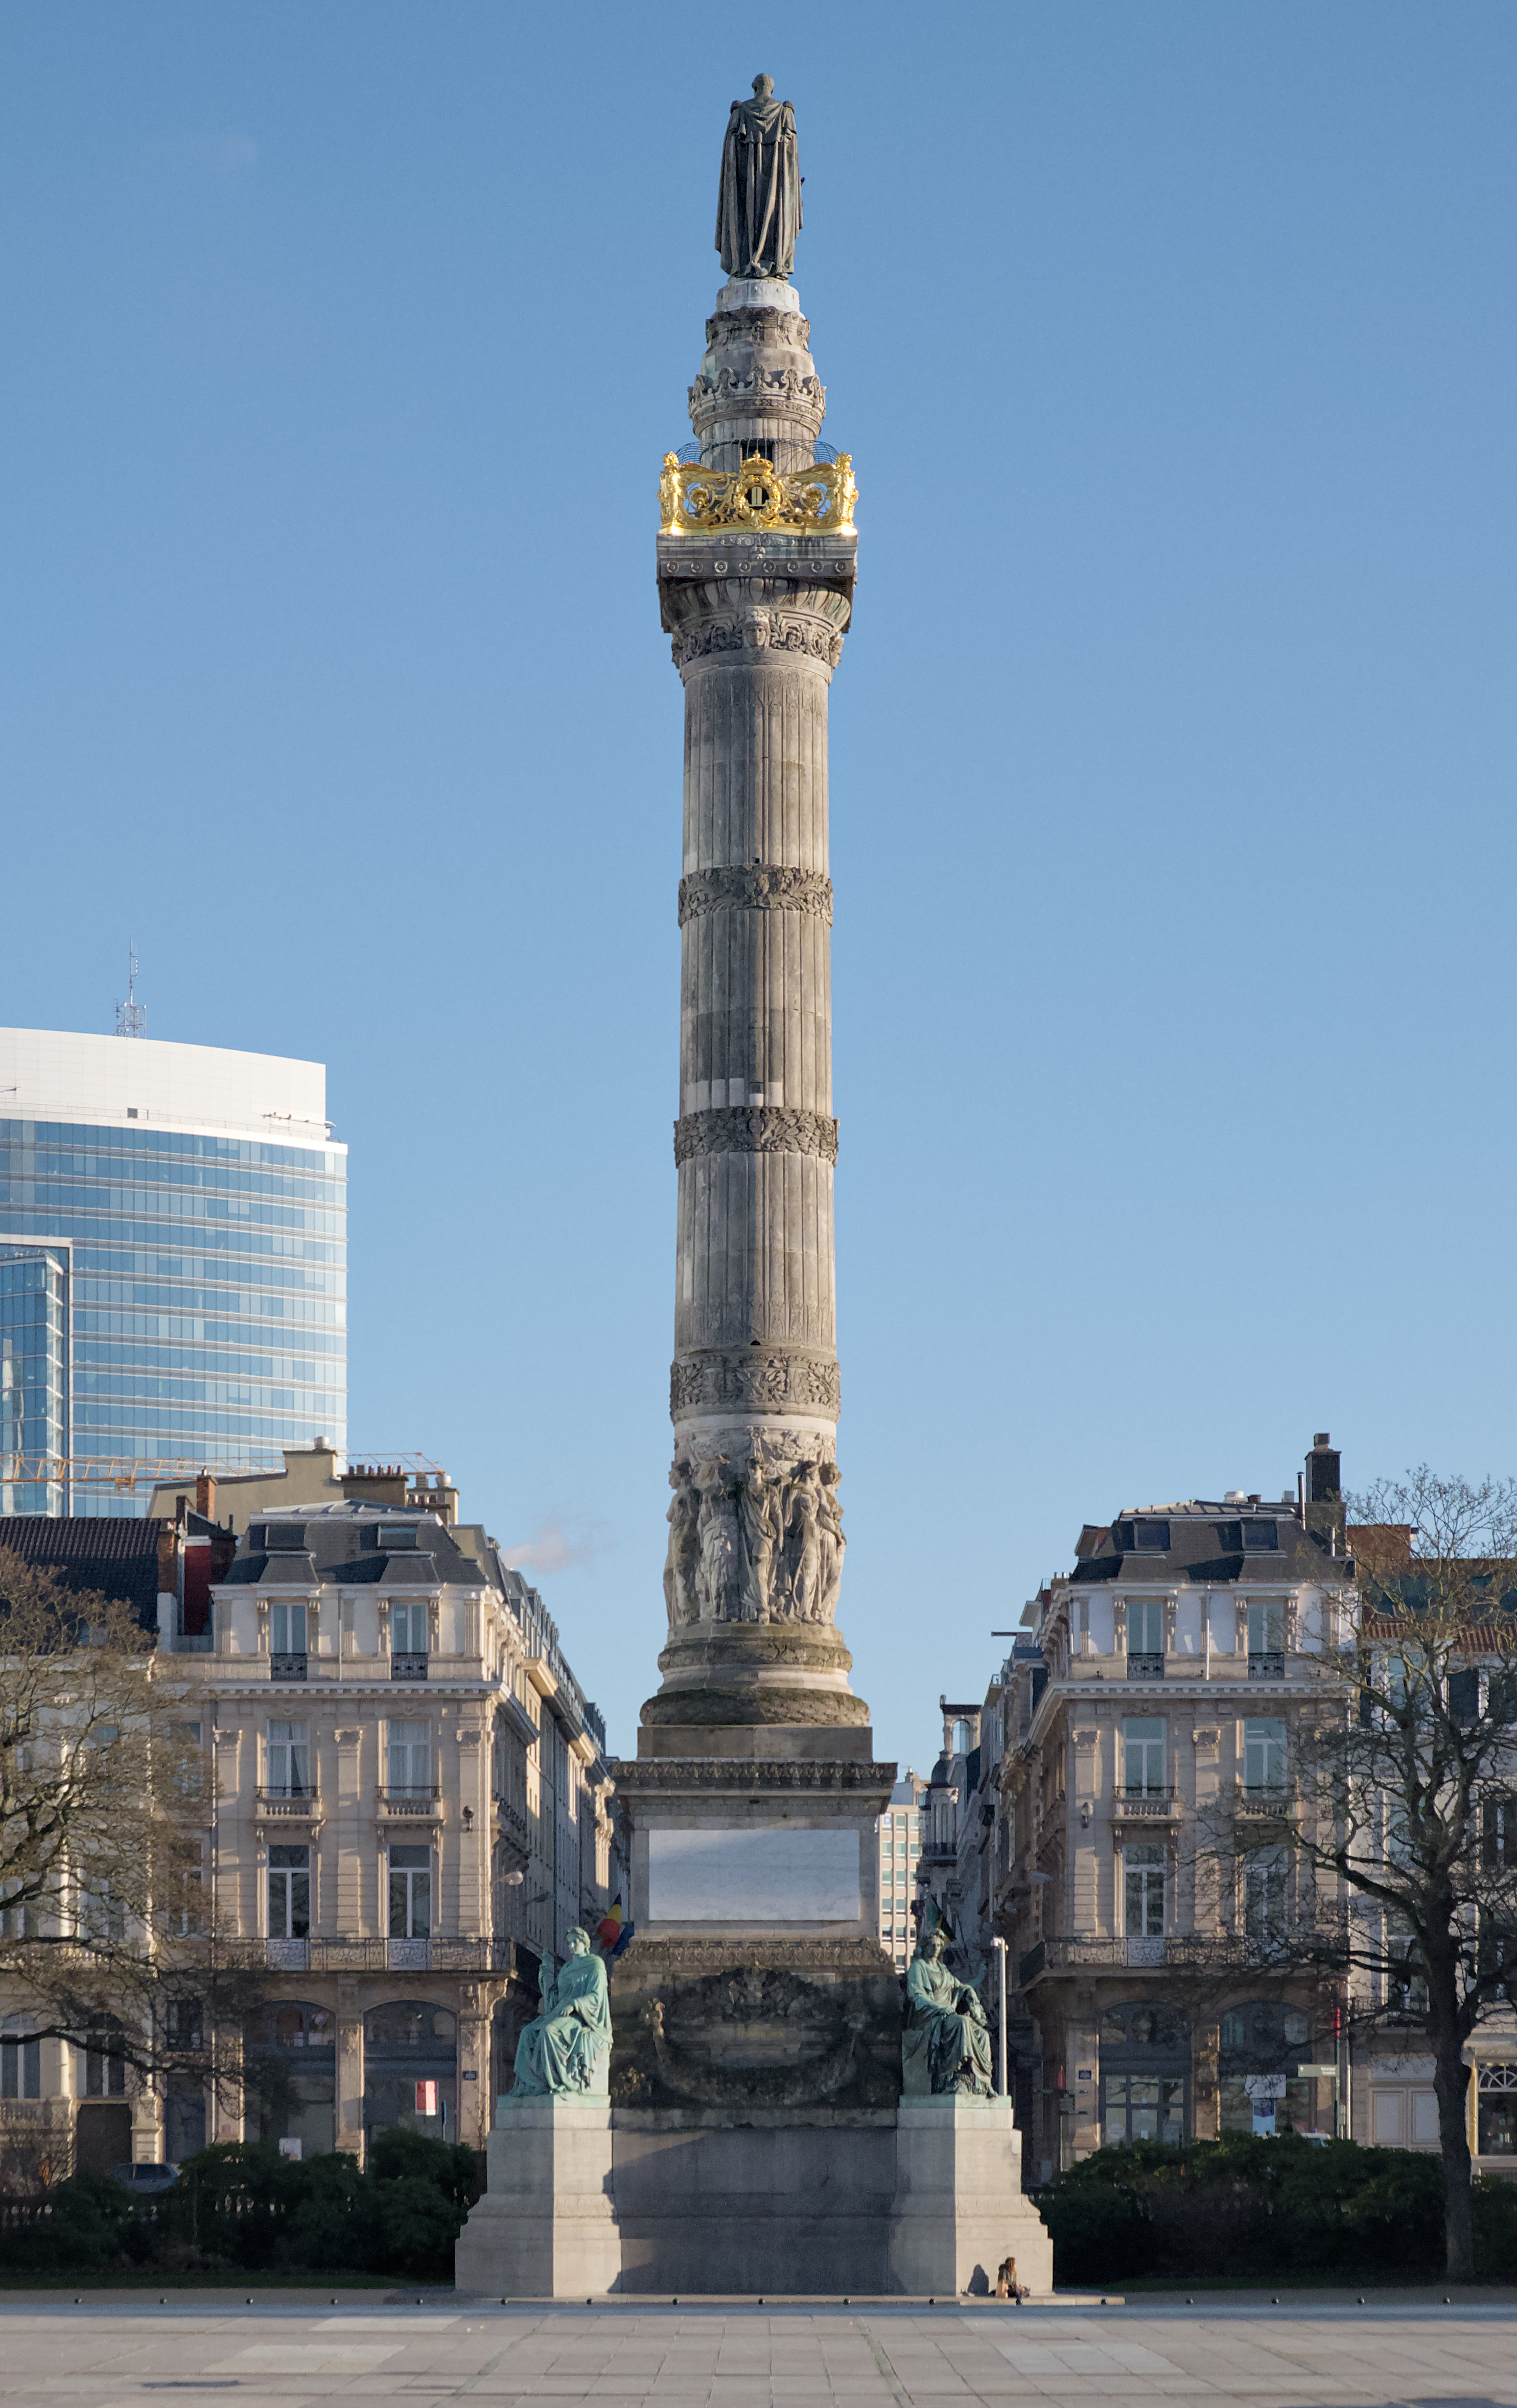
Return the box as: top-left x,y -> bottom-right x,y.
196,1471 -> 217,1521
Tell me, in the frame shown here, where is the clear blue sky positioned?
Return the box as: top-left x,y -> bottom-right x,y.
3,3 -> 1514,1769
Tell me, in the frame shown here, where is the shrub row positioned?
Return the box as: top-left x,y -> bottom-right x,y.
1038,2134 -> 1517,2284
0,2128 -> 481,2280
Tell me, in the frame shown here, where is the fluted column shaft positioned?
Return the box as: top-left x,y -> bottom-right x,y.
644,278 -> 863,1747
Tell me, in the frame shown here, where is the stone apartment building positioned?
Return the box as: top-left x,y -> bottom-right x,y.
978,1435 -> 1517,2184
0,1470 -> 624,2182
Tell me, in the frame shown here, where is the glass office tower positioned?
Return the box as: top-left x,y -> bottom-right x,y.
0,1029 -> 346,1516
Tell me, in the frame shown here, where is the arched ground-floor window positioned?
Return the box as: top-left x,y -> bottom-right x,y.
246,2000 -> 336,2159
363,2000 -> 456,2146
1217,1998 -> 1312,2136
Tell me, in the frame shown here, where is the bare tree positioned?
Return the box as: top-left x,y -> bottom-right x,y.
0,1548 -> 263,2162
1197,1473 -> 1517,2282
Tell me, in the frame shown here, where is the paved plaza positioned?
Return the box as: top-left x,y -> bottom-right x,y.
0,2300 -> 1513,2408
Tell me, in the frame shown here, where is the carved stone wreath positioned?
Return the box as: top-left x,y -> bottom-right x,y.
639,1969 -> 866,2109
673,1104 -> 838,1168
678,865 -> 833,925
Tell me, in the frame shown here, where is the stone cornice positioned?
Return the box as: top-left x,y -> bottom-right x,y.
678,865 -> 832,926
673,1105 -> 838,1168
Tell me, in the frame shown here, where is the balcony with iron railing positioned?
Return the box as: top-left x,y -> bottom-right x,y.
1113,1786 -> 1179,1821
1234,1783 -> 1293,1818
269,1653 -> 308,1682
255,1787 -> 321,1821
376,1785 -> 443,1821
1249,1651 -> 1286,1680
229,1936 -> 531,1975
390,1652 -> 429,1681
1126,1653 -> 1165,1680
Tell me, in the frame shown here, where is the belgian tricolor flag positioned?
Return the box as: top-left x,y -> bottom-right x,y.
597,1896 -> 634,1958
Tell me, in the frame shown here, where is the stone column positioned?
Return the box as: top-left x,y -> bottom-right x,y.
646,275 -> 867,1758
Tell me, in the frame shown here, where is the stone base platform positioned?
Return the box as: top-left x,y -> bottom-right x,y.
454,2095 -> 1053,2299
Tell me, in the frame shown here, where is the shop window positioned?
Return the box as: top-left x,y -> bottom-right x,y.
1105,2074 -> 1185,2146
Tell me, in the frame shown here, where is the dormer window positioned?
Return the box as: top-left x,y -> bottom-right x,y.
1242,1519 -> 1279,1551
266,1524 -> 307,1553
385,1526 -> 419,1550
1134,1521 -> 1170,1551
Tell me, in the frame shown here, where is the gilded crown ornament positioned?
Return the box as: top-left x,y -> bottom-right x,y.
659,451 -> 856,536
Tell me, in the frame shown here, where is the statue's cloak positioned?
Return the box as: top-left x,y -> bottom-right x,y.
717,96 -> 802,280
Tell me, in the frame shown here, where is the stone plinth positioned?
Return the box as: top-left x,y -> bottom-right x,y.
889,2097 -> 1054,2299
453,2098 -> 617,2299
613,2107 -> 896,2293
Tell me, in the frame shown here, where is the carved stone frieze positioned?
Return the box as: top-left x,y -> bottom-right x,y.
670,1349 -> 840,1420
671,610 -> 846,672
678,864 -> 832,925
704,307 -> 813,348
690,366 -> 824,408
673,1103 -> 837,1168
662,1433 -> 845,1625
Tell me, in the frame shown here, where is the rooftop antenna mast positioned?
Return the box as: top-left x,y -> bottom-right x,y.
114,941 -> 145,1040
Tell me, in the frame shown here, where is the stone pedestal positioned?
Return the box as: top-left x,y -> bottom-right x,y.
454,2093 -> 1054,2297
889,2097 -> 1054,2299
453,2099 -> 618,2299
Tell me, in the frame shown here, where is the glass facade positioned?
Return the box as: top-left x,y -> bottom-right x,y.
0,1114 -> 345,1516
0,1244 -> 69,1511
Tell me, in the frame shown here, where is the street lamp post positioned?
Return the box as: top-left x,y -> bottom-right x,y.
992,1937 -> 1008,2097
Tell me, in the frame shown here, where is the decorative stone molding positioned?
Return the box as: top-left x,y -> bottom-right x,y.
670,1349 -> 840,1418
670,611 -> 846,671
704,306 -> 813,348
673,1104 -> 837,1167
678,864 -> 832,925
609,1757 -> 896,1792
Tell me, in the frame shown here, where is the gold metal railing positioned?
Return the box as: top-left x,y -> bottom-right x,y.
660,452 -> 856,536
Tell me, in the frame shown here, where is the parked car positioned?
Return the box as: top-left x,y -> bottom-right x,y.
108,2161 -> 179,2193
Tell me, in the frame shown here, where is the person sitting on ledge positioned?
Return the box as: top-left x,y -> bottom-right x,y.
509,1927 -> 613,2098
904,1927 -> 993,2095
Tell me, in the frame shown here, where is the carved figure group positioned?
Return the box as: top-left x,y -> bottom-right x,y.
663,1448 -> 845,1628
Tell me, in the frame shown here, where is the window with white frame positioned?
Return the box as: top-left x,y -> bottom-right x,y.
388,1843 -> 431,1939
390,1601 -> 429,1656
267,1844 -> 310,1940
387,1719 -> 431,1795
1,2021 -> 40,2100
270,1599 -> 307,1656
1243,1717 -> 1286,1792
1124,1844 -> 1165,1937
1247,1598 -> 1285,1656
1243,1846 -> 1287,1940
1128,1598 -> 1164,1657
266,1720 -> 310,1797
1123,1717 -> 1166,1797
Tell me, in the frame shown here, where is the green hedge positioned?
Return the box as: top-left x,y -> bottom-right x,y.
0,2132 -> 483,2280
1038,2135 -> 1517,2285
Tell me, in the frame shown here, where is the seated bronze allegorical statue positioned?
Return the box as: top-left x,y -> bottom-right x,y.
902,1928 -> 994,2097
507,1927 -> 613,2100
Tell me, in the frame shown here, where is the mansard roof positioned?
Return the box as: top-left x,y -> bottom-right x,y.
1068,1500 -> 1336,1587
220,1501 -> 485,1590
